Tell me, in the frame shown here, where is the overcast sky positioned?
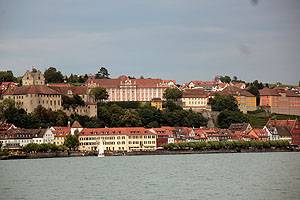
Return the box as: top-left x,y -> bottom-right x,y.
0,0 -> 299,85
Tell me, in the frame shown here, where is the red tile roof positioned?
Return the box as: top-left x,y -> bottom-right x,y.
220,86 -> 255,97
49,86 -> 88,95
85,75 -> 170,89
79,127 -> 155,136
182,89 -> 209,98
47,84 -> 70,87
4,85 -> 60,95
259,88 -> 281,96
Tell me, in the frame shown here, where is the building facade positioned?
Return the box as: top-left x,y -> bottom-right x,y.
259,88 -> 300,116
22,70 -> 45,86
181,89 -> 211,112
78,127 -> 157,152
85,76 -> 171,102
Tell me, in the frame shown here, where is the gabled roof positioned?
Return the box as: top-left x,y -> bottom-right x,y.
259,88 -> 281,96
228,123 -> 252,132
266,119 -> 299,132
4,85 -> 60,95
71,121 -> 82,128
220,86 -> 255,97
49,86 -> 88,95
234,83 -> 245,88
182,88 -> 209,98
274,126 -> 291,137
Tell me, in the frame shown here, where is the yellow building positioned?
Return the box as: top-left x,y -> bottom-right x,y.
52,127 -> 71,145
151,98 -> 163,110
78,127 -> 157,152
218,86 -> 257,113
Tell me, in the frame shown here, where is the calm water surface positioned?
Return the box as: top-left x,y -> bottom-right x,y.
1,152 -> 300,200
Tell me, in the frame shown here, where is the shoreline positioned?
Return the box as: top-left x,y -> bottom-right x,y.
1,148 -> 299,160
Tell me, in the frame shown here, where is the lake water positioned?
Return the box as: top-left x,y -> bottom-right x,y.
1,152 -> 300,200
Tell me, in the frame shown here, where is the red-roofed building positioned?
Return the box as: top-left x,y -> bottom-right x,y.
249,129 -> 269,141
181,89 -> 211,112
85,75 -> 172,102
52,127 -> 71,145
149,127 -> 174,147
266,119 -> 300,145
259,88 -> 300,116
78,127 -> 157,152
0,82 -> 19,95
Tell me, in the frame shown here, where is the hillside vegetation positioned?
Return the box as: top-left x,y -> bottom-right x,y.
246,110 -> 300,128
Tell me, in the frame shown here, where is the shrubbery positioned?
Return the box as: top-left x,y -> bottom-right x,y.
22,143 -> 67,153
162,140 -> 290,150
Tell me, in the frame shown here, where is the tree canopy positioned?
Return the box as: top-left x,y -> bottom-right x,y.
92,87 -> 109,102
0,70 -> 17,84
64,134 -> 79,150
95,67 -> 110,79
209,93 -> 238,112
163,88 -> 182,101
44,67 -> 63,83
217,109 -> 249,128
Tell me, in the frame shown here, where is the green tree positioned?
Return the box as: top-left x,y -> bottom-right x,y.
298,80 -> 300,87
233,76 -> 238,82
73,94 -> 85,106
95,67 -> 110,79
44,67 -> 63,83
92,87 -> 109,102
247,86 -> 260,105
0,142 -> 2,149
220,76 -> 231,83
0,70 -> 17,84
55,110 -> 69,126
23,143 -> 40,153
209,93 -> 238,111
64,134 -> 79,150
163,88 -> 182,101
217,109 -> 249,128
119,109 -> 142,127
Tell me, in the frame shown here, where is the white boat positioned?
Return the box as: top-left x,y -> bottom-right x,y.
98,139 -> 105,158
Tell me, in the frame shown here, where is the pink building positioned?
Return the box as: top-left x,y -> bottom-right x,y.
85,75 -> 171,102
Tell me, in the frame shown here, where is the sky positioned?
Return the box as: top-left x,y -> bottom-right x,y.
0,0 -> 299,85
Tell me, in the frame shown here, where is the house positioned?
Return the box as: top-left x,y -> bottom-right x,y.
266,119 -> 300,144
85,75 -> 171,102
188,81 -> 217,91
151,98 -> 163,110
214,83 -> 229,91
181,89 -> 211,112
149,127 -> 174,147
22,70 -> 45,86
230,82 -> 246,89
264,125 -> 281,141
78,127 -> 157,152
249,129 -> 269,141
0,82 -> 18,95
218,86 -> 257,113
52,127 -> 71,145
228,123 -> 253,133
0,128 -> 54,149
71,120 -> 84,135
259,88 -> 300,116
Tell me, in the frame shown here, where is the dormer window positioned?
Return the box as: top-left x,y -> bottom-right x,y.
68,90 -> 72,94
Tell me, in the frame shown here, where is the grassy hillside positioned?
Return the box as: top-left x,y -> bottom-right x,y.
246,110 -> 300,129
